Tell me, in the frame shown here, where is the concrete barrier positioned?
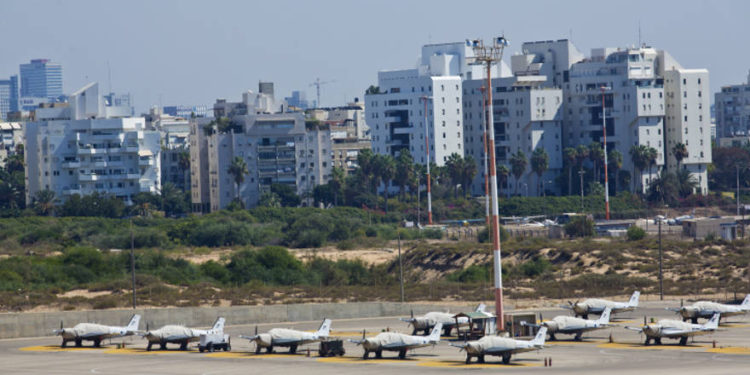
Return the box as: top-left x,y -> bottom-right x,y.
0,302 -> 472,339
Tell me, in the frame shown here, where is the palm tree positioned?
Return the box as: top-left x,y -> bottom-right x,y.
445,153 -> 464,198
589,142 -> 604,182
227,156 -> 249,204
461,155 -> 478,198
676,169 -> 698,197
563,147 -> 577,195
646,146 -> 659,186
329,166 -> 346,206
629,145 -> 649,193
178,151 -> 190,192
373,154 -> 395,211
530,148 -> 549,196
395,150 -> 415,201
356,149 -> 376,194
497,164 -> 510,198
672,142 -> 689,169
510,150 -> 527,195
32,189 -> 56,216
608,149 -> 623,193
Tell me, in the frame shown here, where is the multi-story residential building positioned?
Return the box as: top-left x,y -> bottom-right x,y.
463,76 -> 564,196
663,68 -> 711,194
146,107 -> 191,191
0,75 -> 19,120
0,122 -> 23,167
24,82 -> 161,204
308,99 -> 371,174
512,40 -> 710,194
191,89 -> 331,212
162,105 -> 210,118
715,71 -> 750,139
365,42 -> 510,169
20,59 -> 63,101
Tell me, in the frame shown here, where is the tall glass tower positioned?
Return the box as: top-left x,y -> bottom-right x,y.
0,75 -> 19,120
20,59 -> 63,100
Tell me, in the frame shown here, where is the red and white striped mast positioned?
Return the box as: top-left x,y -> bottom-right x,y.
468,36 -> 509,331
480,86 -> 490,229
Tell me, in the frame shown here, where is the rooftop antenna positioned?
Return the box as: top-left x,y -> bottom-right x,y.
638,20 -> 642,47
107,61 -> 112,94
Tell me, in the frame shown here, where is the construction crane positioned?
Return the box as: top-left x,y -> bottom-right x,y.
309,78 -> 335,108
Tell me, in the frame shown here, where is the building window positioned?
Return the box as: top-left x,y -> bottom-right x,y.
441,85 -> 445,91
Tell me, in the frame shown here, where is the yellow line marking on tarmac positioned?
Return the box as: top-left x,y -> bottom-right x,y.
317,356 -> 420,364
205,352 -> 307,359
20,345 -> 108,352
598,343 -> 708,350
546,340 -> 602,346
101,347 -> 198,355
610,320 -> 636,324
418,360 -> 540,368
706,347 -> 750,355
720,324 -> 750,328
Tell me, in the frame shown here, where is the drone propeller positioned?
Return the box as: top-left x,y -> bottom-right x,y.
60,320 -> 63,330
255,325 -> 258,335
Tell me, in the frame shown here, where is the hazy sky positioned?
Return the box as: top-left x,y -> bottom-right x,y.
2,0 -> 748,112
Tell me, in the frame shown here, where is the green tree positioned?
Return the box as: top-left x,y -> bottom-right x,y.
271,183 -> 301,207
32,189 -> 56,216
329,166 -> 346,205
394,150 -> 415,201
589,142 -> 605,183
672,142 -> 689,169
608,149 -> 623,193
563,147 -> 577,195
497,164 -> 510,197
445,153 -> 464,198
575,144 -> 589,195
460,155 -> 477,198
510,150 -> 527,195
227,156 -> 249,204
530,148 -> 549,196
259,191 -> 281,207
629,145 -> 649,193
178,151 -> 191,192
372,154 -> 395,211
356,149 -> 376,194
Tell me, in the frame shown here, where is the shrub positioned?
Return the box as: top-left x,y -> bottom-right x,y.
626,226 -> 646,241
564,216 -> 595,237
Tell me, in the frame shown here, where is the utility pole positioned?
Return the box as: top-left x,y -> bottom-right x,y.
421,96 -> 433,225
480,86 -> 490,229
398,234 -> 404,303
601,86 -> 611,220
130,220 -> 137,309
658,218 -> 663,300
579,170 -> 585,212
468,36 -> 509,331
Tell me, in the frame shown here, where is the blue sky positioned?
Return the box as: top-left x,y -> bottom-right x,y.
1,0 -> 747,112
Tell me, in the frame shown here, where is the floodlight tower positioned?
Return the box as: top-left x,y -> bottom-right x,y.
467,36 -> 509,330
601,86 -> 611,220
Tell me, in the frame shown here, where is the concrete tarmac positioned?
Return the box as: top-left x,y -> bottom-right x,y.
4,300 -> 750,374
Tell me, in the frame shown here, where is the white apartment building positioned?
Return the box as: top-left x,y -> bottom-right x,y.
663,68 -> 711,194
191,91 -> 331,212
308,100 -> 371,174
463,76 -> 564,196
146,107 -> 192,191
365,42 -> 509,167
513,40 -> 711,194
715,71 -> 750,139
24,82 -> 161,204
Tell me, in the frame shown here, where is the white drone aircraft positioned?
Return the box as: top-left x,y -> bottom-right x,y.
563,291 -> 640,319
451,327 -> 547,364
350,323 -> 442,359
667,294 -> 750,323
54,314 -> 141,348
141,317 -> 224,351
401,304 -> 486,336
239,319 -> 331,354
523,307 -> 612,341
625,313 -> 720,345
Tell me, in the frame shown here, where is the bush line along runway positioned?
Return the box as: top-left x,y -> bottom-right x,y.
5,302 -> 750,374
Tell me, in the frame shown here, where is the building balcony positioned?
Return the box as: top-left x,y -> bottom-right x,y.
140,184 -> 155,193
139,159 -> 154,166
79,174 -> 103,182
125,173 -> 141,180
108,147 -> 123,153
92,161 -> 108,167
62,188 -> 81,195
77,148 -> 106,155
123,146 -> 139,153
62,161 -> 81,168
